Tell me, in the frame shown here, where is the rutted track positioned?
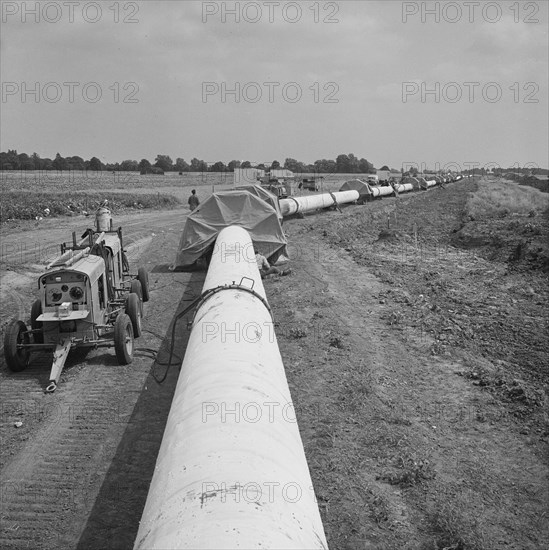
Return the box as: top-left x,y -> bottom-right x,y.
0,360 -> 129,549
0,207 -> 193,549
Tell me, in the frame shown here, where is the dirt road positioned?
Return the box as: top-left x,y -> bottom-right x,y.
1,182 -> 547,549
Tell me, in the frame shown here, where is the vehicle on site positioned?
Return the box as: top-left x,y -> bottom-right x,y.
3,207 -> 150,392
268,182 -> 289,199
258,176 -> 289,199
299,177 -> 323,192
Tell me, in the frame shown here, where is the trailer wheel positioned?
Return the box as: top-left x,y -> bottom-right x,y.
137,267 -> 150,302
4,320 -> 31,372
30,299 -> 43,344
130,280 -> 144,314
130,279 -> 142,299
114,313 -> 134,365
125,293 -> 142,338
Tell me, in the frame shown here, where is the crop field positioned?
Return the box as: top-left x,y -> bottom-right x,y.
0,171 -> 374,223
0,170 -> 225,194
0,191 -> 181,223
0,170 -> 373,193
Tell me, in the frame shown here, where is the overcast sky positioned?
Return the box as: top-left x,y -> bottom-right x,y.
1,0 -> 547,170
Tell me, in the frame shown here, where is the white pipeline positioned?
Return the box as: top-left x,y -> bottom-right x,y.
394,183 -> 414,194
135,226 -> 328,550
370,185 -> 395,198
279,190 -> 359,216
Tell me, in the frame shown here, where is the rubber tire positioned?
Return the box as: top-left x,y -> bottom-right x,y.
130,279 -> 144,315
130,279 -> 143,301
4,320 -> 31,372
30,299 -> 44,344
114,313 -> 134,365
137,267 -> 150,302
125,292 -> 142,338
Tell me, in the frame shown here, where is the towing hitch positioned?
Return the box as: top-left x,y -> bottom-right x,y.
46,338 -> 72,393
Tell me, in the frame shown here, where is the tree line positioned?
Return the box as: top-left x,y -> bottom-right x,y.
3,150 -> 546,176
0,150 -> 378,174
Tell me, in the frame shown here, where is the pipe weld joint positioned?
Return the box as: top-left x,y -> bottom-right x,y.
191,282 -> 273,326
288,197 -> 301,213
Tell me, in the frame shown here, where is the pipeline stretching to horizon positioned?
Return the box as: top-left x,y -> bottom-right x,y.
279,174 -> 466,216
135,226 -> 328,550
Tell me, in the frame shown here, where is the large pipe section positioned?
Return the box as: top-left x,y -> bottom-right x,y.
279,190 -> 359,216
135,226 -> 328,550
369,185 -> 395,198
393,183 -> 414,194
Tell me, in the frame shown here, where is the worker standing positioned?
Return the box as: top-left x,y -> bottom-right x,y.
188,189 -> 200,211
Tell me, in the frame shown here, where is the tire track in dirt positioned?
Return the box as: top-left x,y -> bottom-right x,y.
0,351 -> 152,549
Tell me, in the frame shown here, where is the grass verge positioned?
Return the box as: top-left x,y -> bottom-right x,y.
465,180 -> 549,220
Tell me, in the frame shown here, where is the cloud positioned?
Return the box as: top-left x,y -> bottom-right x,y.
1,1 -> 547,167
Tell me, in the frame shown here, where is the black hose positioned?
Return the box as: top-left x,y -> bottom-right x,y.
150,293 -> 204,384
150,280 -> 272,384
